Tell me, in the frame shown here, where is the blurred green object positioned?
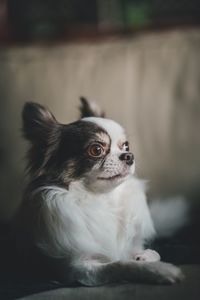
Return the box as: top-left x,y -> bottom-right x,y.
125,3 -> 151,28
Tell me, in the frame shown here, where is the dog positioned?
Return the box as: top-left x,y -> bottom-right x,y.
17,97 -> 183,285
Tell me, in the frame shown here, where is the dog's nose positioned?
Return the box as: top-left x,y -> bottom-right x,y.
119,153 -> 134,166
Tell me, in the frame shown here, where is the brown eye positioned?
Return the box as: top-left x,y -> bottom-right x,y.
123,141 -> 129,152
88,144 -> 104,157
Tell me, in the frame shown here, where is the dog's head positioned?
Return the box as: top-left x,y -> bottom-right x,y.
22,98 -> 135,193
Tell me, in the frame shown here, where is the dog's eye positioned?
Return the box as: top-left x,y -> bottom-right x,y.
122,141 -> 129,152
88,144 -> 105,157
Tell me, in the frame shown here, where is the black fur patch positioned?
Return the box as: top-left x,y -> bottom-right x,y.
46,120 -> 109,184
22,102 -> 109,189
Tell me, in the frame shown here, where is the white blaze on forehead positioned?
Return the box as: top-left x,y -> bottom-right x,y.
82,117 -> 126,150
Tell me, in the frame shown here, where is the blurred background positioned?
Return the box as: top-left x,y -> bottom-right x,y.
0,0 -> 200,222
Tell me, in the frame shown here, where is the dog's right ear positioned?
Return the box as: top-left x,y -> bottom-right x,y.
22,102 -> 58,143
79,97 -> 105,118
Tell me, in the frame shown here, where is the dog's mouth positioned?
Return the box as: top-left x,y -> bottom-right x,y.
97,171 -> 129,181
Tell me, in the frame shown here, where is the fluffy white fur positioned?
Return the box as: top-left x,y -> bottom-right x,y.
35,177 -> 155,261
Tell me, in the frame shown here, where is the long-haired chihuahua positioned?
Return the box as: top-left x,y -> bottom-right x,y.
16,98 -> 183,285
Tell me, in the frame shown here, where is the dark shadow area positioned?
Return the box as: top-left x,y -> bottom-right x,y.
0,223 -> 64,300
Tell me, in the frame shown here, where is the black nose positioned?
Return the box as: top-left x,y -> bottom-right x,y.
119,152 -> 134,166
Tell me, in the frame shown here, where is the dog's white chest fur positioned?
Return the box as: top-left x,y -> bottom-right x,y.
39,176 -> 155,261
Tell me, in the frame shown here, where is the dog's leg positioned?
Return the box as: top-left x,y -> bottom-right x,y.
69,259 -> 183,286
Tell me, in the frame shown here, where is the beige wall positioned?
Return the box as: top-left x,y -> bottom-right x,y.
0,29 -> 200,220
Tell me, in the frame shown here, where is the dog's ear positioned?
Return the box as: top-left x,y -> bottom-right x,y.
79,97 -> 105,118
22,102 -> 58,142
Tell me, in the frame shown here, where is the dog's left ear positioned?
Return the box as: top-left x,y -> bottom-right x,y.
79,97 -> 105,119
22,102 -> 58,143
22,102 -> 60,175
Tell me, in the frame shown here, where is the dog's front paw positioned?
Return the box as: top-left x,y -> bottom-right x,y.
134,249 -> 161,262
150,262 -> 184,284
